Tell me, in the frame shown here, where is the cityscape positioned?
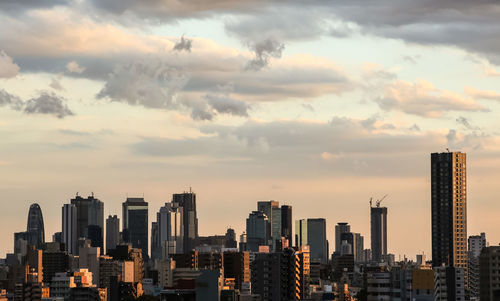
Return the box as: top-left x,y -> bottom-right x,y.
2,0 -> 500,301
0,151 -> 497,300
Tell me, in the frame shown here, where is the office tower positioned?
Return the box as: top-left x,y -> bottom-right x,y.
335,222 -> 351,253
106,215 -> 120,254
172,191 -> 198,252
62,204 -> 78,255
42,243 -> 70,284
70,194 -> 104,251
431,152 -> 467,270
157,202 -> 183,257
246,211 -> 269,252
151,221 -> 160,260
225,228 -> 237,248
370,202 -> 388,262
86,225 -> 103,250
434,266 -> 465,301
281,205 -> 292,244
295,218 -> 328,263
14,232 -> 29,258
239,232 -> 247,252
340,232 -> 364,262
26,245 -> 44,283
479,246 -> 500,300
257,201 -> 280,249
26,203 -> 45,249
469,233 -> 487,299
122,197 -> 149,259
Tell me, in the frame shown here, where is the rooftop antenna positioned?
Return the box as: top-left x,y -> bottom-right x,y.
369,197 -> 373,207
446,148 -> 450,152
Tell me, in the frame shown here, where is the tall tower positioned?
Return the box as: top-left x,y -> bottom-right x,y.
335,222 -> 351,253
281,205 -> 293,245
257,201 -> 280,249
431,152 -> 467,270
106,215 -> 120,254
172,191 -> 198,252
70,194 -> 104,250
62,203 -> 77,254
123,197 -> 149,259
26,203 -> 45,249
295,218 -> 328,263
370,202 -> 388,262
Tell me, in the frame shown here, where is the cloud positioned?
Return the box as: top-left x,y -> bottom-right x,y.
246,38 -> 285,71
66,61 -> 85,74
173,36 -> 193,52
465,86 -> 500,101
375,80 -> 486,118
49,74 -> 64,91
24,91 -> 74,118
0,89 -> 24,110
456,116 -> 480,131
0,51 -> 19,78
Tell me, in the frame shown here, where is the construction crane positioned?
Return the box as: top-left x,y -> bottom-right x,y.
370,195 -> 388,207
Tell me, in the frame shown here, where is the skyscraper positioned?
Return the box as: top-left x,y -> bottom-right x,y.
371,203 -> 387,262
246,211 -> 269,252
62,203 -> 77,254
123,197 -> 149,259
335,222 -> 351,253
295,218 -> 328,263
431,152 -> 467,270
156,202 -> 183,257
257,201 -> 280,249
281,205 -> 292,245
106,215 -> 120,254
70,194 -> 104,251
172,191 -> 198,252
26,203 -> 45,249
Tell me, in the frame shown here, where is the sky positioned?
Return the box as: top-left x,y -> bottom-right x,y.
2,0 -> 500,259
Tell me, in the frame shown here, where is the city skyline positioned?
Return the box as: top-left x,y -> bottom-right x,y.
1,149 -> 493,262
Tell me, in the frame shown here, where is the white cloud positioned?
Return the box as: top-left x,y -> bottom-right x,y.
0,51 -> 19,78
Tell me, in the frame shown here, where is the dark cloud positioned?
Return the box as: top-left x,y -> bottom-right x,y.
456,116 -> 480,131
0,0 -> 69,12
173,36 -> 193,52
205,94 -> 250,117
246,39 -> 285,71
24,92 -> 74,118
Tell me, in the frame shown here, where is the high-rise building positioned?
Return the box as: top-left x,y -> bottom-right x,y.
479,246 -> 500,301
295,218 -> 328,263
106,215 -> 120,254
370,203 -> 387,262
431,152 -> 467,270
257,201 -> 280,249
78,240 -> 101,287
156,202 -> 183,258
340,232 -> 364,262
14,231 -> 29,258
26,203 -> 45,249
150,221 -> 160,261
62,204 -> 78,255
335,222 -> 351,253
281,205 -> 292,245
172,192 -> 198,252
246,211 -> 269,252
122,197 -> 149,259
70,194 -> 104,252
434,266 -> 465,301
469,233 -> 487,300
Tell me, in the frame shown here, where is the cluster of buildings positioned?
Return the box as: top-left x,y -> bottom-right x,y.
0,151 -> 499,301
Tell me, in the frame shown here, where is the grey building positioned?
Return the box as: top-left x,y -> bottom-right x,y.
335,222 -> 351,253
62,203 -> 78,255
70,194 -> 104,252
122,197 -> 149,259
431,152 -> 467,270
479,246 -> 500,301
370,204 -> 387,262
246,211 -> 269,252
295,218 -> 328,263
257,201 -> 281,250
26,203 -> 45,249
434,266 -> 465,301
156,202 -> 183,258
281,205 -> 292,245
172,192 -> 198,252
469,232 -> 487,300
106,215 -> 120,254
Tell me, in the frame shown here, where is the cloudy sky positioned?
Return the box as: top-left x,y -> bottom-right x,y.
2,0 -> 500,258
